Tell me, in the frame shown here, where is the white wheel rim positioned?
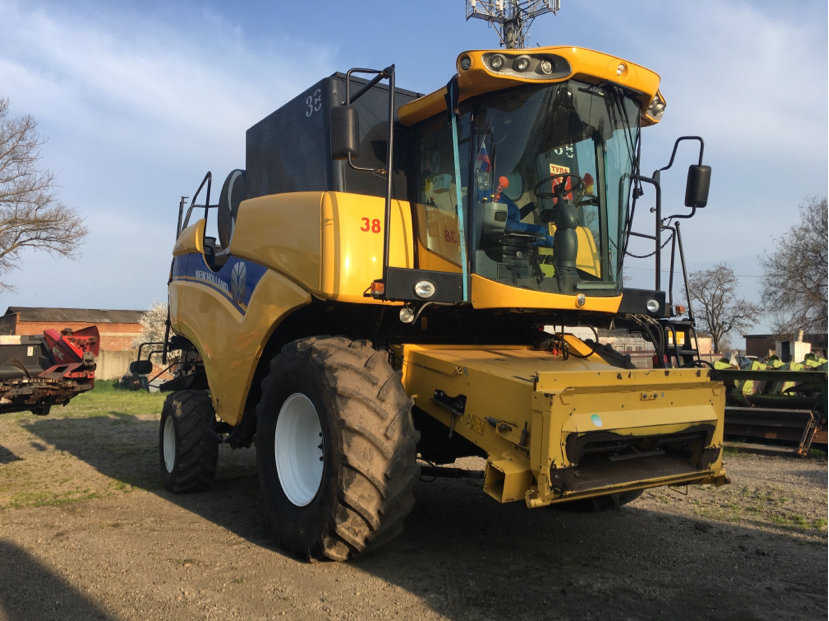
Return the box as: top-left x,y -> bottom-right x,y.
163,416 -> 176,473
274,393 -> 324,507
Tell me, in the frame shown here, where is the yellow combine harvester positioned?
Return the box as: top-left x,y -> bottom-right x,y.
145,45 -> 728,561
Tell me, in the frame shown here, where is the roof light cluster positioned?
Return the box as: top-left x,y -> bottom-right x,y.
461,53 -> 571,80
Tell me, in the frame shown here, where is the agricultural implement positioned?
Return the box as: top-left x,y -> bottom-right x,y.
712,358 -> 827,456
141,37 -> 730,560
0,327 -> 99,416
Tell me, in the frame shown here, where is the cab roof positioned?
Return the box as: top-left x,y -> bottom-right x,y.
398,46 -> 664,128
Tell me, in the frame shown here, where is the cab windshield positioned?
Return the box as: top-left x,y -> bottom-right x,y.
413,80 -> 640,296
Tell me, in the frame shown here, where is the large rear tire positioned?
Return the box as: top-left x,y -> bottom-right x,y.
256,336 -> 419,561
159,390 -> 219,493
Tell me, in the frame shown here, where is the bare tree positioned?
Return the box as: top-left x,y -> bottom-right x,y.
0,97 -> 88,290
685,263 -> 763,353
760,196 -> 828,337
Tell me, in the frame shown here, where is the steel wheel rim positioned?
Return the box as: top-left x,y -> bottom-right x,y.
274,393 -> 324,507
163,416 -> 176,473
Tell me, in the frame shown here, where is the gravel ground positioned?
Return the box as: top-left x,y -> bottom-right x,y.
0,389 -> 826,621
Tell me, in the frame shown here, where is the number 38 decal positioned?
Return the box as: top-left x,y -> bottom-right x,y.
361,218 -> 381,233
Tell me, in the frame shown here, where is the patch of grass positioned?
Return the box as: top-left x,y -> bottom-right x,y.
55,382 -> 166,419
9,489 -> 101,508
809,448 -> 827,460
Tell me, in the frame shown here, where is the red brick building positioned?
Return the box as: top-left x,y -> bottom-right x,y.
0,307 -> 144,351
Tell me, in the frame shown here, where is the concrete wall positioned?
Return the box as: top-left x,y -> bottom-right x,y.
97,350 -> 137,380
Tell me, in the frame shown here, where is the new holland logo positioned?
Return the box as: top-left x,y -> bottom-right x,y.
231,261 -> 247,307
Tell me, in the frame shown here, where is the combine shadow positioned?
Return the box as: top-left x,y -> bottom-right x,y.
0,540 -> 116,621
22,415 -> 829,621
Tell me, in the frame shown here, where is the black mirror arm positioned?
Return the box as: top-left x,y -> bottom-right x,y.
340,66 -> 394,177
663,207 -> 697,222
656,136 -> 706,176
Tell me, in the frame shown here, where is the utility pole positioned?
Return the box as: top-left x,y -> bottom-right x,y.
465,0 -> 560,49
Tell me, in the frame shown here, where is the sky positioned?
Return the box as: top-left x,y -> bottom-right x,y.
0,0 -> 826,344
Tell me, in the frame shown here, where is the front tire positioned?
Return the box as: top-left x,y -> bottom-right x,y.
256,336 -> 419,561
159,390 -> 219,493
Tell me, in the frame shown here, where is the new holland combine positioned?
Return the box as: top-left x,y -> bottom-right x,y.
143,35 -> 729,560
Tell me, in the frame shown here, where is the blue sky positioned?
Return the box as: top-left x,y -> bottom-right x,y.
0,0 -> 826,343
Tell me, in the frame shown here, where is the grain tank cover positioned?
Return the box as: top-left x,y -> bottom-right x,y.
245,74 -> 421,201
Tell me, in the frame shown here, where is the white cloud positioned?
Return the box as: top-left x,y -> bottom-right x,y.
0,0 -> 340,308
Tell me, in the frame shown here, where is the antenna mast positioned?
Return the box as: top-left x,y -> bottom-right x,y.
466,0 -> 560,49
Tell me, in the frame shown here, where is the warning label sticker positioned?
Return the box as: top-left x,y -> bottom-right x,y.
470,415 -> 486,436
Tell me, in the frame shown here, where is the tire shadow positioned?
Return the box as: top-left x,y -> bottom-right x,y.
0,540 -> 117,621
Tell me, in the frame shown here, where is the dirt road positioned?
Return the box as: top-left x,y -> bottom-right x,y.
0,390 -> 826,620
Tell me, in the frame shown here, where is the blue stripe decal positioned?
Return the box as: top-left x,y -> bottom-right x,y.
172,255 -> 189,280
172,253 -> 268,315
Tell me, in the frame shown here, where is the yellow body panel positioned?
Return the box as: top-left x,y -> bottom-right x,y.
400,343 -> 726,506
321,192 -> 414,303
229,191 -> 415,304
170,266 -> 311,424
399,46 -> 663,128
470,274 -> 622,311
231,193 -> 324,294
169,190 -> 417,421
173,220 -> 204,256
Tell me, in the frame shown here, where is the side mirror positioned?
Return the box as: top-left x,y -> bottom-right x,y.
685,165 -> 711,207
129,360 -> 153,375
330,105 -> 360,160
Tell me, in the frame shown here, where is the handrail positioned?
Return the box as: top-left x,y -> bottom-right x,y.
180,171 -> 212,235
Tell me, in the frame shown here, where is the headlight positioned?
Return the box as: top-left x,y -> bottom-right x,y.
489,54 -> 505,71
539,59 -> 553,74
646,299 -> 660,313
460,56 -> 472,71
513,55 -> 531,72
414,280 -> 436,299
647,92 -> 666,121
399,307 -> 415,324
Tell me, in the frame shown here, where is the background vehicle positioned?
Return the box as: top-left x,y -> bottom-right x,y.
142,44 -> 727,561
0,327 -> 99,416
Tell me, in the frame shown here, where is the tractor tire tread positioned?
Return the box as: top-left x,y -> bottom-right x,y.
258,336 -> 418,561
160,390 -> 218,493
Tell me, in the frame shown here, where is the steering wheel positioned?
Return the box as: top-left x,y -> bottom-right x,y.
533,173 -> 584,201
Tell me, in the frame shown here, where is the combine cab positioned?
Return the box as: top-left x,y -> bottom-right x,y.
0,327 -> 99,416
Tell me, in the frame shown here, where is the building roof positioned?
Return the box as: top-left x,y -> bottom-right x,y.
4,307 -> 144,324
